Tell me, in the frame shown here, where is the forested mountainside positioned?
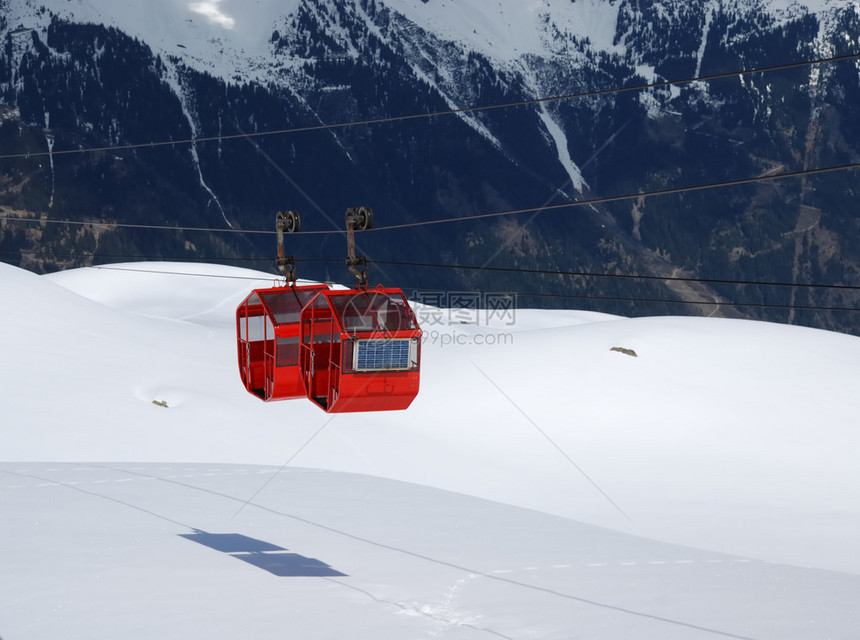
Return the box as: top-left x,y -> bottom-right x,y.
1,0 -> 858,331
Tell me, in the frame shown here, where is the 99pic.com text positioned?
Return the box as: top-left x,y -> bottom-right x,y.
421,329 -> 514,348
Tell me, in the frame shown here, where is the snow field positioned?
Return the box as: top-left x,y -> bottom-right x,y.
2,260 -> 859,638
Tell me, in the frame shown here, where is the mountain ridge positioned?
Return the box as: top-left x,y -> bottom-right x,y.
1,0 -> 858,332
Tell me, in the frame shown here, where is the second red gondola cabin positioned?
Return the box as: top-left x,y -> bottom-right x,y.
300,286 -> 422,413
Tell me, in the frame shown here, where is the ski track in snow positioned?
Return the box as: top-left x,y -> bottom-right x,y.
3,460 -> 859,639
3,468 -> 765,576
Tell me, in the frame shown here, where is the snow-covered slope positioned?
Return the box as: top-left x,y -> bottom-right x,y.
6,461 -> 859,640
3,260 -> 860,567
2,260 -> 860,637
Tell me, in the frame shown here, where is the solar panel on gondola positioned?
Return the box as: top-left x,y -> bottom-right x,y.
354,339 -> 413,371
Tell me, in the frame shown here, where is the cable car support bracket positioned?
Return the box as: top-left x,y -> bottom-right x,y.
276,210 -> 301,283
345,206 -> 373,289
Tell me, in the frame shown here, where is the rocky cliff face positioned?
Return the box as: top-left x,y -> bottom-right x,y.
1,0 -> 858,331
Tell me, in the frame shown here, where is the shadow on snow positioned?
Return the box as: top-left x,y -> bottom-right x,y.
179,530 -> 347,578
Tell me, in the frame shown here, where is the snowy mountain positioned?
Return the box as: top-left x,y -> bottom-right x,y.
1,0 -> 859,332
2,260 -> 860,638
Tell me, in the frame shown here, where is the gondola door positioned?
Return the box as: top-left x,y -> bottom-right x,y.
236,291 -> 274,401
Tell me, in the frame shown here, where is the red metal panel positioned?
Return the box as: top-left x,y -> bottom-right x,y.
236,284 -> 326,402
327,369 -> 420,412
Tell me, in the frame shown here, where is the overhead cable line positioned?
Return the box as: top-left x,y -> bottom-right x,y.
0,216 -> 275,234
5,249 -> 859,294
489,290 -> 860,313
5,159 -> 860,236
403,286 -> 860,313
364,161 -> 860,232
0,52 -> 857,162
91,265 -> 282,281
83,266 -> 859,313
2,248 -> 273,262
373,260 -> 860,292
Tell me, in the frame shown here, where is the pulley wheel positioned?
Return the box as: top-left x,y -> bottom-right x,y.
346,206 -> 373,231
284,210 -> 301,233
278,210 -> 301,233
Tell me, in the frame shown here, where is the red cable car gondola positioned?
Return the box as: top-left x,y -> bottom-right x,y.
299,286 -> 421,412
235,207 -> 422,413
236,282 -> 328,401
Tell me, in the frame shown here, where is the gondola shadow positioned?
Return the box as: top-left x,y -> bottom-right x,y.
179,530 -> 347,577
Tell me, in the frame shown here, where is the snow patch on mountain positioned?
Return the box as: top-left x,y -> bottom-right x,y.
695,0 -> 718,77
520,63 -> 586,191
386,0 -> 624,61
3,0 -> 854,86
189,0 -> 236,29
2,0 -> 296,81
161,60 -> 232,227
